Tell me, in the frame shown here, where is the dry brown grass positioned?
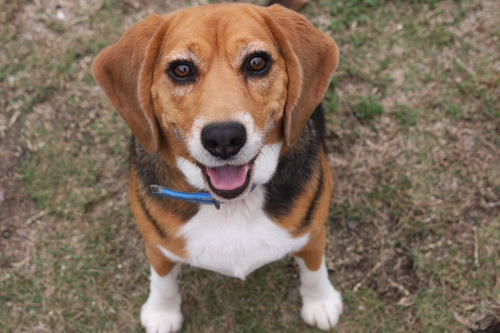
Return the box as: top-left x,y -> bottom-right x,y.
1,0 -> 498,332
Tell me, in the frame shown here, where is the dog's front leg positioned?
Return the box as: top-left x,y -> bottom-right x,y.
294,230 -> 343,331
141,246 -> 183,333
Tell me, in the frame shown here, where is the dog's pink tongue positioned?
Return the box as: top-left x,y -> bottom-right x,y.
206,164 -> 248,191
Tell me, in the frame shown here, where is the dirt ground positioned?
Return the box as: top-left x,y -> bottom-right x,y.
1,0 -> 499,332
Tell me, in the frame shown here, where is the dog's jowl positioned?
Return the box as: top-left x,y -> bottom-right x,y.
93,2 -> 341,332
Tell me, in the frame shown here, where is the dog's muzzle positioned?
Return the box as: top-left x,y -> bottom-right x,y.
198,121 -> 254,200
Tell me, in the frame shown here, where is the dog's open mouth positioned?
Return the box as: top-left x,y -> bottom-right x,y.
199,162 -> 253,200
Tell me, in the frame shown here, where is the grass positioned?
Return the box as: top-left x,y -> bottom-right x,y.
350,95 -> 385,122
1,0 -> 499,332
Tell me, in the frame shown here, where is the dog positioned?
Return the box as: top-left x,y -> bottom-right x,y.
92,2 -> 341,332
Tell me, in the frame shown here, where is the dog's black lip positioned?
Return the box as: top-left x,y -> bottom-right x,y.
197,160 -> 255,200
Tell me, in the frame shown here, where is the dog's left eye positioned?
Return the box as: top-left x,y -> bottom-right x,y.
244,52 -> 272,78
248,56 -> 267,72
173,64 -> 191,78
167,61 -> 197,84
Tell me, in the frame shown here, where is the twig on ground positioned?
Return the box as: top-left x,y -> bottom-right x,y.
456,58 -> 477,77
26,210 -> 48,226
473,226 -> 480,268
388,278 -> 410,296
353,250 -> 391,292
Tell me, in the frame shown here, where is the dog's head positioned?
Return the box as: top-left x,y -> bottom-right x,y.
92,4 -> 338,201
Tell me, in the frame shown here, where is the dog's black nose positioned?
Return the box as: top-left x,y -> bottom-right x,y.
201,122 -> 247,159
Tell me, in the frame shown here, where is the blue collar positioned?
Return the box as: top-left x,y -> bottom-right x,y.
150,184 -> 257,209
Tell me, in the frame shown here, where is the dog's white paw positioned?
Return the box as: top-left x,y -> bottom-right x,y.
141,301 -> 183,333
300,285 -> 343,331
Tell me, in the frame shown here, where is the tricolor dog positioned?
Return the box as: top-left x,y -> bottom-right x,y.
92,2 -> 341,332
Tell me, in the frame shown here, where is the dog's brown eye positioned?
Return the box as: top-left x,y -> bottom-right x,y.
243,52 -> 272,79
168,60 -> 197,84
173,64 -> 191,78
248,56 -> 267,72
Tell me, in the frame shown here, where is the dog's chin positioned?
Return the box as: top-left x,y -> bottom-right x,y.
198,161 -> 254,201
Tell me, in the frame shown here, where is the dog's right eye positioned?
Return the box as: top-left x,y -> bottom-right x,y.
167,61 -> 197,84
242,51 -> 272,79
173,65 -> 191,78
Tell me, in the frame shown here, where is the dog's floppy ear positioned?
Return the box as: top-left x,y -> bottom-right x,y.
262,5 -> 339,147
92,14 -> 170,155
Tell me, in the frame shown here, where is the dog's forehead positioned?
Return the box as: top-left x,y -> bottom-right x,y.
162,4 -> 276,58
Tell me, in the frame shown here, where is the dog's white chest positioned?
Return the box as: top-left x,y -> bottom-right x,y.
159,188 -> 309,279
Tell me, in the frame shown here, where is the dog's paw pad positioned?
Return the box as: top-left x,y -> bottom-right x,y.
141,307 -> 183,333
301,289 -> 343,331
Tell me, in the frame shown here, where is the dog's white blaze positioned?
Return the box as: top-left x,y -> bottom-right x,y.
175,156 -> 206,190
159,186 -> 309,280
185,111 -> 264,168
251,141 -> 282,185
176,141 -> 282,191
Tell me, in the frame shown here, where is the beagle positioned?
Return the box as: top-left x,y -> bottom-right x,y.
92,2 -> 341,332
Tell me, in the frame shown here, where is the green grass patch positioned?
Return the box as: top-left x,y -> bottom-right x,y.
351,95 -> 384,122
394,104 -> 417,128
